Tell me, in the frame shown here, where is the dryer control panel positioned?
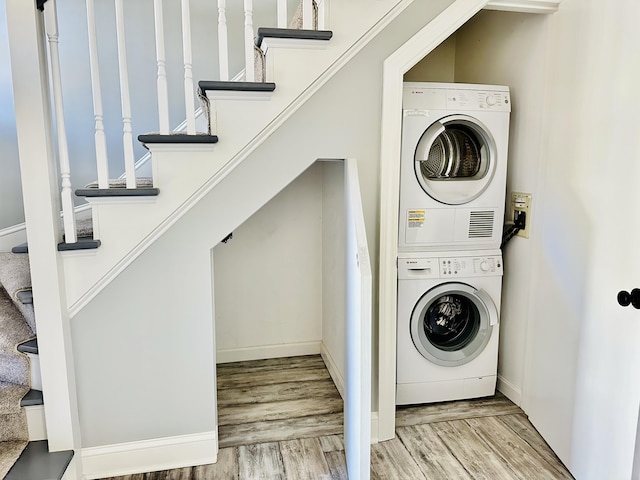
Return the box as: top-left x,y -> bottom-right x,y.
403,82 -> 511,113
398,254 -> 503,279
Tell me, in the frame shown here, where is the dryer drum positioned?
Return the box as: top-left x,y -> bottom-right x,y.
422,294 -> 480,351
421,127 -> 482,179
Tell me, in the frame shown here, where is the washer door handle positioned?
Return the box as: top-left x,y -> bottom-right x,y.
474,288 -> 499,326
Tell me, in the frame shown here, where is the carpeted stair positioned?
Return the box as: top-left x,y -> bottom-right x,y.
0,252 -> 35,478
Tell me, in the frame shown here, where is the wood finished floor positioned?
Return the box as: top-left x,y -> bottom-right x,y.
101,355 -> 573,479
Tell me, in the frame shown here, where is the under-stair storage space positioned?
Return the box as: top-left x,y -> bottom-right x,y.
212,160 -> 355,447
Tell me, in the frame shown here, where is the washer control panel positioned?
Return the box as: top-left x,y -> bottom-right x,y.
398,254 -> 503,280
440,255 -> 503,277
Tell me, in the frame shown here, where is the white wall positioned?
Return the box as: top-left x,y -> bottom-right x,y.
0,0 -> 24,229
213,162 -> 323,362
404,35 -> 457,83
454,10 -> 550,404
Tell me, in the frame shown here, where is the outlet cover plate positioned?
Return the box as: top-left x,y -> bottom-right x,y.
511,192 -> 532,238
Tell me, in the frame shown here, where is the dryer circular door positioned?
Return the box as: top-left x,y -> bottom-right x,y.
414,114 -> 497,205
410,282 -> 498,367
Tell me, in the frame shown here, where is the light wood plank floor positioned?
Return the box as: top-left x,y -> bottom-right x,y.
101,355 -> 573,479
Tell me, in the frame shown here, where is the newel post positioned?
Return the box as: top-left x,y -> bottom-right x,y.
5,0 -> 83,463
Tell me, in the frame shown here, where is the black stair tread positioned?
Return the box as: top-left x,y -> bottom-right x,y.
21,389 -> 43,407
16,290 -> 33,305
75,187 -> 160,198
17,338 -> 38,354
256,27 -> 333,47
5,440 -> 73,480
57,238 -> 101,252
137,133 -> 219,145
198,81 -> 276,93
11,243 -> 28,254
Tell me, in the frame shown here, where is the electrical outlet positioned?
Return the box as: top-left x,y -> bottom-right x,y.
511,192 -> 532,238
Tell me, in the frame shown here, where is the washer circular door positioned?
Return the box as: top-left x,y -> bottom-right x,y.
410,282 -> 497,367
414,114 -> 497,205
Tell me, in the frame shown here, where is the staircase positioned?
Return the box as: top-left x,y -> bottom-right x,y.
4,0 -> 409,476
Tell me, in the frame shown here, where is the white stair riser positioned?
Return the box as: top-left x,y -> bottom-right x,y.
25,404 -> 48,441
26,352 -> 42,391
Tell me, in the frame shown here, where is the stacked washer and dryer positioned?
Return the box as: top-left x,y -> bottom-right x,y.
396,82 -> 511,405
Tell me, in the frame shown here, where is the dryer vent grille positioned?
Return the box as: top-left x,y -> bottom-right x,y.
468,211 -> 494,238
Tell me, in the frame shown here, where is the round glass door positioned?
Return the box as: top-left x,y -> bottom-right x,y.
410,283 -> 496,367
414,115 -> 497,205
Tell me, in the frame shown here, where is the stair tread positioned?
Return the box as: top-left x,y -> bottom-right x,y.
10,243 -> 28,254
16,290 -> 33,305
256,27 -> 333,47
75,187 -> 160,198
17,339 -> 37,355
5,441 -> 73,480
57,238 -> 101,252
138,133 -> 219,145
20,389 -> 43,407
198,80 -> 276,93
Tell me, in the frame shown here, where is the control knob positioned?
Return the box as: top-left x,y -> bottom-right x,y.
485,94 -> 497,106
479,260 -> 491,272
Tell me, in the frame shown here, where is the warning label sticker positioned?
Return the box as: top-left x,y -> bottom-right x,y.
407,210 -> 425,228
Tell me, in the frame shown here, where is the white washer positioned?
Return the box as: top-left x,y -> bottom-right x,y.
399,82 -> 511,252
396,250 -> 503,405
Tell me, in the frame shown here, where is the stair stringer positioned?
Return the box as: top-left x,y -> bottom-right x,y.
62,0 -> 415,316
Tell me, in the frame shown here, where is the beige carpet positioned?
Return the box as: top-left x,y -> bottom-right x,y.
0,253 -> 34,477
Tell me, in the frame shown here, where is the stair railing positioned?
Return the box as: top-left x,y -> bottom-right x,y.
34,0 -> 319,244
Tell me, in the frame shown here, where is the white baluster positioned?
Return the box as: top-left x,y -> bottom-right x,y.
182,0 -> 196,134
43,0 -> 77,243
277,0 -> 287,28
217,0 -> 229,81
303,0 -> 313,29
244,0 -> 255,82
115,0 -> 136,188
153,0 -> 170,134
85,0 -> 109,189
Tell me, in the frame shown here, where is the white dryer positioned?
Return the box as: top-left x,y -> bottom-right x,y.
399,82 -> 511,252
396,250 -> 503,405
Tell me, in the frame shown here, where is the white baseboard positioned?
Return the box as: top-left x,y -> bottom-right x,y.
216,341 -> 321,364
497,375 -> 522,406
25,404 -> 47,441
81,431 -> 217,480
320,343 -> 345,400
